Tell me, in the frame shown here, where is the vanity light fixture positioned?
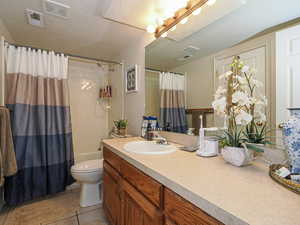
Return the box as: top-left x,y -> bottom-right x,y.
170,25 -> 177,31
150,0 -> 217,38
146,25 -> 156,33
180,17 -> 189,24
192,7 -> 202,15
161,32 -> 168,38
207,0 -> 217,6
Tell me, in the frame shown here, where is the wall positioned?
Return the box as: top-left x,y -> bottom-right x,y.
0,19 -> 14,43
108,63 -> 124,131
115,35 -> 153,136
68,60 -> 110,162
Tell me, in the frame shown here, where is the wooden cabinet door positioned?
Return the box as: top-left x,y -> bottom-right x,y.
120,158 -> 162,208
164,188 -> 224,225
103,161 -> 121,225
164,218 -> 177,225
121,179 -> 162,225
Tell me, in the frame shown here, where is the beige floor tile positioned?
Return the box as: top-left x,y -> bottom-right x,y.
5,191 -> 80,225
78,209 -> 108,225
77,204 -> 102,215
44,216 -> 79,225
3,189 -> 108,225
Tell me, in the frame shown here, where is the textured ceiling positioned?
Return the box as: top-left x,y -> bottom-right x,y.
146,0 -> 300,70
0,0 -> 150,61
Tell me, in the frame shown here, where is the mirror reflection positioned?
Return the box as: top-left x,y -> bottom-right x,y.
145,0 -> 300,140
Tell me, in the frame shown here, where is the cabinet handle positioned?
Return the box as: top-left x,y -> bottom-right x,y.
278,123 -> 285,129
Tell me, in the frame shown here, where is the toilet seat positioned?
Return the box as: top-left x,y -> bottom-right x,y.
71,159 -> 103,173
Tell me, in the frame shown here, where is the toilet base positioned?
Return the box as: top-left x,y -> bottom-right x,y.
80,182 -> 102,207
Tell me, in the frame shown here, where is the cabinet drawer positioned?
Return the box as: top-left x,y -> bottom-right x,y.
103,161 -> 120,182
164,188 -> 224,225
120,159 -> 162,208
103,147 -> 122,172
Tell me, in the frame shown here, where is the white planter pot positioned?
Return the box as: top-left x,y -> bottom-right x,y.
221,146 -> 254,167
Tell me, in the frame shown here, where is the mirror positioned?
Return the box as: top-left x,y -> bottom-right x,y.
145,0 -> 300,139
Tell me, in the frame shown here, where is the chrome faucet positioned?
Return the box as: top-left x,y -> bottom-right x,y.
155,138 -> 168,145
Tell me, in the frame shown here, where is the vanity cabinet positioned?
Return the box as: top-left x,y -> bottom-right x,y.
103,161 -> 121,225
103,147 -> 223,225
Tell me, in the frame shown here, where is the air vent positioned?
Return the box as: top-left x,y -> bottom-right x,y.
177,55 -> 193,61
43,0 -> 70,19
183,45 -> 200,55
26,9 -> 44,27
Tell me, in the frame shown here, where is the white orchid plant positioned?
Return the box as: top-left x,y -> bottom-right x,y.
212,56 -> 268,151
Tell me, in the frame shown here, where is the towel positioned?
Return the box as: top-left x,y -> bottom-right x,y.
0,107 -> 17,186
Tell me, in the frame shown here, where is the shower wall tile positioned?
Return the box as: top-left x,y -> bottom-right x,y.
68,61 -> 109,162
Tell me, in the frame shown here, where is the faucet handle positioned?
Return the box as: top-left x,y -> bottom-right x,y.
154,137 -> 168,145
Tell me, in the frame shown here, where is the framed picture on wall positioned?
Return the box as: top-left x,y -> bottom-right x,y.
125,65 -> 138,93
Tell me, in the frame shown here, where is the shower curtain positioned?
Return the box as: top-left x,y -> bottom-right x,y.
4,45 -> 74,206
159,72 -> 187,133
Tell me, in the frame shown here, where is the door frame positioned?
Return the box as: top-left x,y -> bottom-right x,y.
212,33 -> 276,128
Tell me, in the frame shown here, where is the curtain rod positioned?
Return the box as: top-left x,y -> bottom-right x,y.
145,67 -> 185,76
4,41 -> 122,65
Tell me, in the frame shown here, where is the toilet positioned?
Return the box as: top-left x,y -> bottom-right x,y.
71,159 -> 103,207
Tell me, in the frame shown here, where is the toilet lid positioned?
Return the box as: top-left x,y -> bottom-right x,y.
72,159 -> 103,173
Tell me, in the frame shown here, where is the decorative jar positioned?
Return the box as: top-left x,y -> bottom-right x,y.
282,108 -> 300,173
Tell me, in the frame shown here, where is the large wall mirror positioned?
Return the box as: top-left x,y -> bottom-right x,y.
144,0 -> 300,141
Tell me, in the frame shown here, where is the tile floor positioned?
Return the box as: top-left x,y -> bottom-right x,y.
0,188 -> 108,225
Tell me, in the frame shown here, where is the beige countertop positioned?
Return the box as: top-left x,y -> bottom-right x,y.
102,137 -> 300,225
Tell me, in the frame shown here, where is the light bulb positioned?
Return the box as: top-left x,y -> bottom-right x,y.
156,17 -> 164,26
180,17 -> 188,24
207,0 -> 216,6
164,9 -> 174,19
147,25 -> 156,33
176,0 -> 188,9
161,32 -> 168,38
192,7 -> 202,15
170,25 -> 177,31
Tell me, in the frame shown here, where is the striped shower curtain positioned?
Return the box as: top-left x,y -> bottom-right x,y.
4,45 -> 74,206
159,72 -> 187,133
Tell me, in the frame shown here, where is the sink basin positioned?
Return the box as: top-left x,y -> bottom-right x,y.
123,141 -> 176,155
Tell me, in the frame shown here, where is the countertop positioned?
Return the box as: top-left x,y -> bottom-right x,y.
102,137 -> 300,225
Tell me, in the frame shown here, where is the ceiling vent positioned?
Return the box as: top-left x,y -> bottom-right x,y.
177,55 -> 193,61
43,0 -> 70,19
183,45 -> 200,55
26,9 -> 44,27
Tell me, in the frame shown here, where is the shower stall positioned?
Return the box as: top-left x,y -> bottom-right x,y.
0,36 -> 124,206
